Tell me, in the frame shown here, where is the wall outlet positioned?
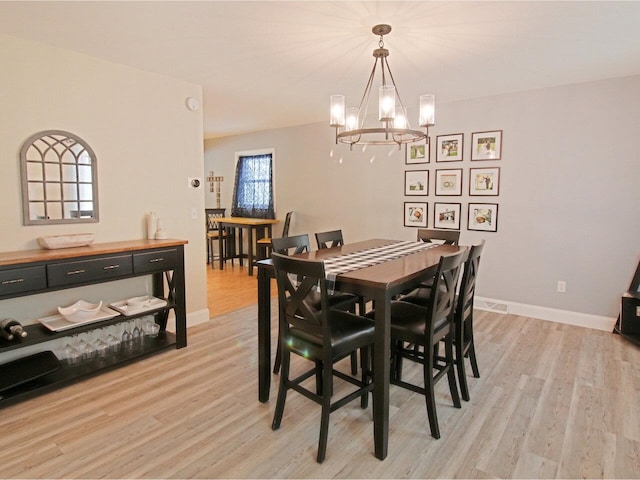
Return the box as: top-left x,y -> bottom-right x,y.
557,280 -> 566,293
191,208 -> 197,220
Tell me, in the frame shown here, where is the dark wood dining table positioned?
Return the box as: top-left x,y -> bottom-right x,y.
256,238 -> 464,460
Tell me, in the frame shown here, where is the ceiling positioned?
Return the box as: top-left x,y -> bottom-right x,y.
1,1 -> 640,139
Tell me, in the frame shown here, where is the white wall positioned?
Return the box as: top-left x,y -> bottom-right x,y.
205,75 -> 640,324
0,34 -> 208,324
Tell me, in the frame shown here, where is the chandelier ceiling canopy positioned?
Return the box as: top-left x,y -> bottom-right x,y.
330,24 -> 435,150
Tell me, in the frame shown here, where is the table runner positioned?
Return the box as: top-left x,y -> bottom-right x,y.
323,240 -> 438,293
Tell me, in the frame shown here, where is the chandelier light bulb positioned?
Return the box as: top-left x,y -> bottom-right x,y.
394,106 -> 407,129
379,85 -> 396,121
419,94 -> 435,127
330,95 -> 345,127
345,107 -> 359,131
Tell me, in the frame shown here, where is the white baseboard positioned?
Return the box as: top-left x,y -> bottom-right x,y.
165,308 -> 210,332
475,296 -> 616,332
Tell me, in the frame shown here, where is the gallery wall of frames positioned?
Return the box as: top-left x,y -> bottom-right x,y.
403,129 -> 502,233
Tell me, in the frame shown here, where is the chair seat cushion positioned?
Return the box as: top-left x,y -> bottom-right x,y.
290,310 -> 375,360
398,282 -> 448,308
305,290 -> 358,312
367,300 -> 448,346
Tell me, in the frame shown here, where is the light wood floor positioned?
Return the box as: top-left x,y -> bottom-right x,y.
2,265 -> 640,478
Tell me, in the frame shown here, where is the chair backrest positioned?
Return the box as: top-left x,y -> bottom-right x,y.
272,252 -> 329,342
281,211 -> 294,237
205,208 -> 226,231
426,250 -> 466,341
456,240 -> 485,326
271,234 -> 310,256
417,228 -> 460,245
315,229 -> 344,249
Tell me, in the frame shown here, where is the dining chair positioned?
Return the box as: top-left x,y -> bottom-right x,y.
270,234 -> 360,375
399,241 -> 485,401
417,228 -> 460,245
315,229 -> 344,249
373,249 -> 466,439
257,211 -> 293,260
401,228 -> 460,293
205,208 -> 232,268
270,252 -> 374,463
316,228 -> 370,318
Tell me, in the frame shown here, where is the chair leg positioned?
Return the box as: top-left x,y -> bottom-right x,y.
271,347 -> 290,431
360,346 -> 370,409
350,352 -> 358,375
466,319 -> 480,378
456,338 -> 471,402
445,334 -> 461,409
317,359 -> 333,463
424,341 -> 440,440
468,340 -> 480,378
391,340 -> 404,381
315,360 -> 323,396
273,336 -> 282,374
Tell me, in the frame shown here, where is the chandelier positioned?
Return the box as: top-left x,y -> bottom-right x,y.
330,24 -> 435,150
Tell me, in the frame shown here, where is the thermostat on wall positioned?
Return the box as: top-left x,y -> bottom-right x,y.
185,97 -> 200,111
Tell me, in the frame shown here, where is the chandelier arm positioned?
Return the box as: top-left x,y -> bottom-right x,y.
358,58 -> 379,125
383,57 -> 406,111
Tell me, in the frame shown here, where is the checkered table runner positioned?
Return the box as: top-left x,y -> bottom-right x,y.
322,240 -> 438,293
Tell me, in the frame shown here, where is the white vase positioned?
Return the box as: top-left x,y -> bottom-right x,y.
147,212 -> 158,239
155,219 -> 168,239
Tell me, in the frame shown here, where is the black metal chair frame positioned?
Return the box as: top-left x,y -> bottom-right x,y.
206,208 -> 233,268
315,229 -> 344,249
417,228 -> 460,245
257,211 -> 293,260
447,240 -> 484,401
387,250 -> 466,439
270,234 -> 359,375
399,242 -> 485,402
271,252 -> 374,463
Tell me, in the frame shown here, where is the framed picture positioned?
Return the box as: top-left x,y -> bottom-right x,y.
471,130 -> 502,160
405,138 -> 430,164
436,133 -> 463,162
435,168 -> 463,196
468,203 -> 498,232
469,167 -> 500,196
433,202 -> 461,230
404,170 -> 429,196
404,202 -> 428,227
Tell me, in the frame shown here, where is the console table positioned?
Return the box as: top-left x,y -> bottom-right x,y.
0,239 -> 187,408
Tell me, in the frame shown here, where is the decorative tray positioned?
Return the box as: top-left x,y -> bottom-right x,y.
38,233 -> 95,250
110,296 -> 167,316
38,306 -> 120,332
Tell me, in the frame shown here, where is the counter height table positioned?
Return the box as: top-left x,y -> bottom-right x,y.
256,239 -> 464,460
217,217 -> 279,276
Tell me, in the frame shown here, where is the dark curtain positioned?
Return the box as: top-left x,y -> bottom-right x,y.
231,153 -> 275,219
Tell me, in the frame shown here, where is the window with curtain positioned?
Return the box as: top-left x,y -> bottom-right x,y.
231,150 -> 275,219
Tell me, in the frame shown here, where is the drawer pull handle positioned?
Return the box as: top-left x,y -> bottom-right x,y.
1,278 -> 24,285
149,258 -> 164,263
103,264 -> 120,270
66,269 -> 85,276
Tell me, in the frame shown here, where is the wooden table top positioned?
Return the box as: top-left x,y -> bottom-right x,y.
217,217 -> 279,226
0,239 -> 188,267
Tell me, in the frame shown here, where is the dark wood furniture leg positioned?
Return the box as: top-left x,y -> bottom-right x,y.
257,264 -> 272,402
373,290 -> 391,460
